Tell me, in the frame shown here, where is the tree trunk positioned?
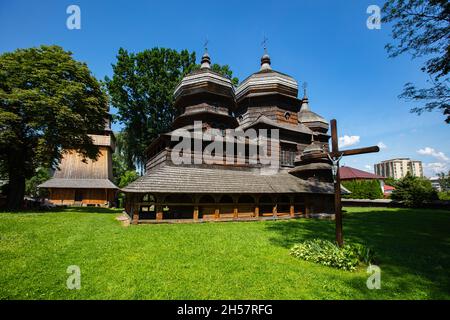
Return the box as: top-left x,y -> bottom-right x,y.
7,166 -> 26,211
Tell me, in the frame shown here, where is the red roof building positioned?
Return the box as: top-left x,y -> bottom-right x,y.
339,166 -> 389,197
383,184 -> 395,196
339,166 -> 385,180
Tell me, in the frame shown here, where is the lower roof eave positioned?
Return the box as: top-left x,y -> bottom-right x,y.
120,188 -> 335,195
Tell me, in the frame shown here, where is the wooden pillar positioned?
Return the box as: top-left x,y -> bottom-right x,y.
233,195 -> 238,219
156,205 -> 163,221
272,203 -> 277,218
254,195 -> 260,218
194,206 -> 199,221
304,199 -> 310,217
290,197 -> 295,217
193,195 -> 199,221
214,195 -> 220,219
132,195 -> 139,225
214,208 -> 220,219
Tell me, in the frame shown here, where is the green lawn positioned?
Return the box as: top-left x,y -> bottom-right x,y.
0,207 -> 449,300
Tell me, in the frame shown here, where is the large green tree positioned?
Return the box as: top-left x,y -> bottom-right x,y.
0,45 -> 108,210
437,170 -> 450,190
382,0 -> 450,122
390,174 -> 438,206
105,48 -> 238,172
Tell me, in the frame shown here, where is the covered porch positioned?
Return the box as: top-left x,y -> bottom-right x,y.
124,192 -> 334,224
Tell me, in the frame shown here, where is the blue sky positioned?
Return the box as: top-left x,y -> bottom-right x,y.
1,0 -> 448,176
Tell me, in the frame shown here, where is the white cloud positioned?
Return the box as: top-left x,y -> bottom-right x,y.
377,141 -> 387,149
417,147 -> 449,162
339,135 -> 360,148
423,162 -> 449,176
364,165 -> 372,171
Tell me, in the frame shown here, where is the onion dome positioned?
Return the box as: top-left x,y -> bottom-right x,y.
260,53 -> 271,71
172,49 -> 237,129
302,141 -> 325,155
288,141 -> 332,181
235,52 -> 298,102
173,51 -> 234,102
297,86 -> 328,132
200,51 -> 211,69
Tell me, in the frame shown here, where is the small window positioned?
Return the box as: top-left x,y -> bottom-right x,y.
280,146 -> 296,167
284,112 -> 291,120
142,194 -> 155,202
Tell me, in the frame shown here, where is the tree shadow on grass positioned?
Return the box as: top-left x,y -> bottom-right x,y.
1,206 -> 122,215
62,207 -> 123,214
265,208 -> 450,299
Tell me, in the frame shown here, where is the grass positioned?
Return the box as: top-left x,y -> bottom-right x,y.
0,206 -> 449,300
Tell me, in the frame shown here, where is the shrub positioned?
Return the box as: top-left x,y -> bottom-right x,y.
290,239 -> 375,271
438,191 -> 450,201
391,174 -> 438,207
25,167 -> 50,198
342,179 -> 383,199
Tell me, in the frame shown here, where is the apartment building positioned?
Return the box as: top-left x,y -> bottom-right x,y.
374,158 -> 423,179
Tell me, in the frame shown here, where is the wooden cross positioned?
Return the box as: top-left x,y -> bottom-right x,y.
261,35 -> 268,53
302,119 -> 380,246
203,37 -> 209,53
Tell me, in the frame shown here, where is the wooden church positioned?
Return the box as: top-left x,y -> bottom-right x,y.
39,118 -> 118,207
122,50 -> 336,223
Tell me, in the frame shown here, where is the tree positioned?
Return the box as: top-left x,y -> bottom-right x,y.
382,0 -> 450,122
118,170 -> 139,189
116,170 -> 139,208
105,48 -> 239,172
25,167 -> 50,199
0,45 -> 108,210
384,177 -> 397,187
342,179 -> 384,199
437,170 -> 450,190
112,131 -> 130,185
211,64 -> 239,86
390,173 -> 438,206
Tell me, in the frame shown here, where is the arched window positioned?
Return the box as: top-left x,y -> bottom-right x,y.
142,193 -> 156,202
259,194 -> 273,215
219,195 -> 233,203
278,195 -> 290,203
277,194 -> 291,214
238,194 -> 254,204
294,194 -> 304,203
294,194 -> 305,215
164,194 -> 193,204
259,194 -> 273,204
199,195 -> 215,204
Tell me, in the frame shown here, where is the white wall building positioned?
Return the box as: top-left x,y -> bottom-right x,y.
374,158 -> 423,179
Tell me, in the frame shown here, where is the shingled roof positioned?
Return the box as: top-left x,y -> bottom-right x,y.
339,166 -> 384,180
121,165 -> 335,194
39,178 -> 118,189
238,115 -> 313,135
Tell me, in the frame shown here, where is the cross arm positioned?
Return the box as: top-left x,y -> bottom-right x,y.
301,146 -> 380,160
